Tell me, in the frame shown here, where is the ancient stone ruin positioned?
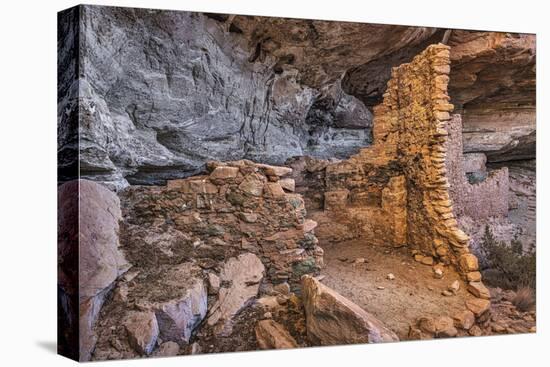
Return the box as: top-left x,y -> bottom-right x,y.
57,6 -> 536,362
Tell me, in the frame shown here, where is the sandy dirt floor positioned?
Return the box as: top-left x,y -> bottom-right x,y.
320,239 -> 478,339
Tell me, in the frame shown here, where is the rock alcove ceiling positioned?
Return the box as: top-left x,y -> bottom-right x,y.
58,7 -> 535,190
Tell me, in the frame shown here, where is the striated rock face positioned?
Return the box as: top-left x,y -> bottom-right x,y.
58,6 -> 535,189
302,276 -> 399,345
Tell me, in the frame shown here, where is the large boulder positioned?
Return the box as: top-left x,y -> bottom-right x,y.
207,253 -> 265,335
129,263 -> 208,345
301,275 -> 399,345
66,179 -> 130,361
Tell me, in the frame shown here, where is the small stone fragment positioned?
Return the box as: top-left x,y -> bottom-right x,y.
154,341 -> 180,357
279,178 -> 296,192
434,316 -> 457,337
448,280 -> 460,294
458,253 -> 479,272
124,311 -> 159,356
207,273 -> 220,295
468,325 -> 483,336
273,282 -> 291,296
465,298 -> 491,317
387,273 -> 395,280
421,256 -> 434,266
452,310 -> 475,330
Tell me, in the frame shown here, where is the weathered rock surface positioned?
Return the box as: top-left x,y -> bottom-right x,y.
255,319 -> 298,350
91,262 -> 207,360
124,311 -> 159,355
302,275 -> 399,345
73,180 -> 129,361
131,263 -> 208,344
208,253 -> 265,335
59,6 -> 535,189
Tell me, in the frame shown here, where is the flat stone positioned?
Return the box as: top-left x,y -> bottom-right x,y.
302,275 -> 398,345
264,182 -> 286,198
124,311 -> 159,355
273,282 -> 291,296
421,256 -> 434,266
210,166 -> 239,179
255,320 -> 298,350
458,253 -> 479,272
256,163 -> 293,177
238,174 -> 265,196
279,178 -> 296,192
467,281 -> 491,299
465,298 -> 491,317
302,219 -> 318,233
238,212 -> 258,223
466,271 -> 482,282
433,267 -> 444,279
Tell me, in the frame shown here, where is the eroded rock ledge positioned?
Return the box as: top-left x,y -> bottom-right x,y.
58,6 -> 535,190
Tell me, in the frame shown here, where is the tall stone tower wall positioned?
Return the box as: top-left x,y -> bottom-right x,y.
321,44 -> 482,276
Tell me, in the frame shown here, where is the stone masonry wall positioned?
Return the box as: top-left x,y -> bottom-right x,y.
445,114 -> 509,219
296,44 -> 482,277
120,160 -> 323,289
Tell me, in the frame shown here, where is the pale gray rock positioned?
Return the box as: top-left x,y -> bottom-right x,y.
124,311 -> 159,355
77,179 -> 130,361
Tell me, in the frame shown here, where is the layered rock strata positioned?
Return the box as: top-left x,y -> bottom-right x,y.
58,6 -> 535,190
